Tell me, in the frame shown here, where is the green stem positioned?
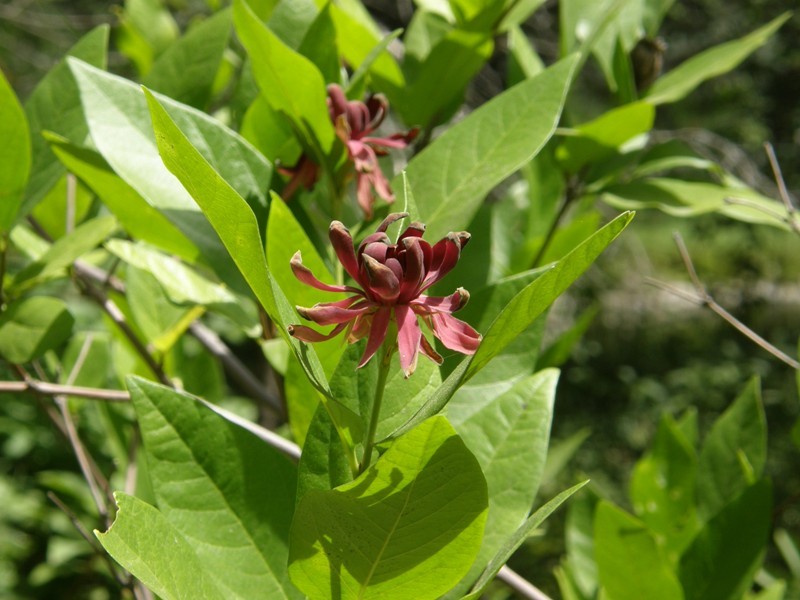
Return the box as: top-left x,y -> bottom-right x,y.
359,343 -> 393,474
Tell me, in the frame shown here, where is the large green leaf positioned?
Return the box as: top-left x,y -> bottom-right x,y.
144,90 -> 341,410
601,177 -> 800,229
0,69 -> 30,232
680,480 -> 772,600
143,8 -> 233,108
0,296 -> 74,363
446,369 -> 559,597
22,26 -> 108,219
11,215 -> 118,291
388,211 -> 633,440
234,0 -> 335,158
296,402 -> 354,504
463,481 -> 589,600
696,378 -> 766,520
97,493 -> 226,600
68,59 -> 271,290
106,239 -> 237,306
289,416 -> 488,600
399,54 -> 579,240
556,101 -> 655,173
629,413 -> 698,560
644,13 -> 790,105
594,502 -> 685,600
466,211 -> 633,380
45,134 -> 200,262
127,377 -> 302,599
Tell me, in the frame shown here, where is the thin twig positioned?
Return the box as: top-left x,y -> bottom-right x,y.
764,142 -> 795,217
73,260 -> 283,416
663,233 -> 800,370
47,491 -> 132,588
724,196 -> 800,235
497,566 -> 553,600
0,380 -> 131,401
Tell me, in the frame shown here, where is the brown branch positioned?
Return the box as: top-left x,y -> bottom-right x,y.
0,379 -> 130,401
660,233 -> 800,370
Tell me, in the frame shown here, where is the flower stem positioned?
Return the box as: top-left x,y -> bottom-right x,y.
359,343 -> 393,474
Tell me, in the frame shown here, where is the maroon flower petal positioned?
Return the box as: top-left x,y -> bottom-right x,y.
358,306 -> 391,367
329,221 -> 361,282
362,255 -> 400,302
398,222 -> 425,241
297,299 -> 371,326
362,135 -> 408,150
288,323 -> 347,343
419,334 -> 444,365
410,288 -> 469,314
365,94 -> 388,131
395,304 -> 422,377
356,172 -> 375,218
420,233 -> 463,291
430,312 -> 481,354
369,165 -> 394,202
376,212 -> 409,233
327,84 -> 348,120
290,251 -> 356,294
398,237 -> 425,301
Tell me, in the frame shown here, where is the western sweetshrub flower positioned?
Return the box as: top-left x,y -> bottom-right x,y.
280,84 -> 417,218
288,213 -> 481,377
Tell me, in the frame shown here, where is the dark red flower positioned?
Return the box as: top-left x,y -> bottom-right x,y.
280,84 -> 416,218
288,213 -> 481,377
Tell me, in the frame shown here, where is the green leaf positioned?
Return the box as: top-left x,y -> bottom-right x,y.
466,211 -> 633,380
22,25 -> 109,219
127,377 -> 303,599
345,29 -> 403,99
297,4 -> 341,84
561,490 -> 600,598
399,54 -> 579,240
499,0 -> 547,32
11,215 -> 118,290
594,501 -> 685,600
389,212 -> 632,440
506,25 -> 544,85
0,296 -> 74,363
96,493 -> 226,600
68,59 -> 271,292
234,0 -> 335,158
629,413 -> 698,559
463,481 -> 589,599
106,239 -> 237,306
0,69 -> 31,232
143,8 -> 233,108
296,403 -> 353,505
144,89 -> 334,402
538,304 -> 598,368
696,378 -> 766,520
644,13 -> 790,105
556,101 -> 655,173
679,480 -> 772,600
45,134 -> 200,262
400,29 -> 494,129
601,177 -> 800,229
240,94 -> 302,164
446,369 -> 559,597
289,416 -> 488,600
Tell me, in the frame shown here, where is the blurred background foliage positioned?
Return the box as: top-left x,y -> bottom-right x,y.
1,0 -> 799,598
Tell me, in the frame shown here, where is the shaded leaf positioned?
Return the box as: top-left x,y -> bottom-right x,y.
127,377 -> 303,599
0,69 -> 30,232
0,296 -> 74,363
289,416 -> 488,600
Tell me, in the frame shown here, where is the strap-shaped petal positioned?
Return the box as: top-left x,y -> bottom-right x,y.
419,333 -> 443,365
430,312 -> 481,354
395,304 -> 422,377
410,288 -> 469,314
329,221 -> 361,282
358,306 -> 391,367
288,322 -> 347,343
376,212 -> 409,233
398,237 -> 425,301
362,254 -> 400,302
297,298 -> 371,326
290,251 -> 355,293
420,233 -> 462,291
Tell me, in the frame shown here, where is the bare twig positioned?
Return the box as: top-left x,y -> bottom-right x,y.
724,196 -> 800,235
498,566 -> 553,600
0,379 -> 130,401
654,233 -> 800,370
764,142 -> 796,217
